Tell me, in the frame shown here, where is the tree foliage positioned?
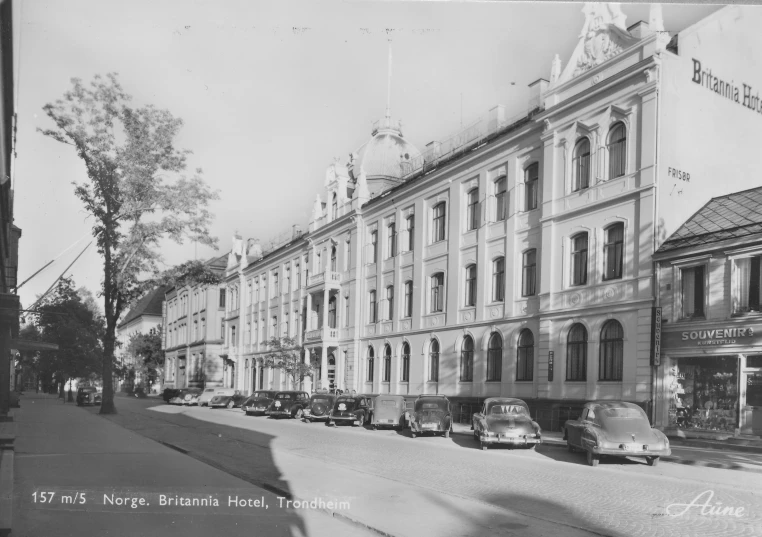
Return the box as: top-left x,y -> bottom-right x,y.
125,326 -> 165,390
39,74 -> 220,413
261,337 -> 314,389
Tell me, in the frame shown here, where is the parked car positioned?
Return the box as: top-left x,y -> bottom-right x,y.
180,388 -> 203,405
409,395 -> 452,438
209,389 -> 247,409
169,388 -> 195,405
197,387 -> 232,407
76,386 -> 102,406
328,394 -> 372,427
302,393 -> 336,423
370,395 -> 407,430
162,388 -> 181,403
241,391 -> 279,416
267,391 -> 310,419
564,401 -> 671,467
471,397 -> 541,450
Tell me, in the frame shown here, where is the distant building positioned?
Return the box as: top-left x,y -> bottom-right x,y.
654,186 -> 762,438
162,254 -> 229,390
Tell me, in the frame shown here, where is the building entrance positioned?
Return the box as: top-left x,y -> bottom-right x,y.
328,354 -> 336,391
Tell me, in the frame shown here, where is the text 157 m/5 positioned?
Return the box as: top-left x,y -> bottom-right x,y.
32,491 -> 87,504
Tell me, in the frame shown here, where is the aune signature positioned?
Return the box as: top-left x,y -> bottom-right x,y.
662,490 -> 745,518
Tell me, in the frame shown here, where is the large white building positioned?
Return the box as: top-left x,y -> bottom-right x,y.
211,4 -> 762,430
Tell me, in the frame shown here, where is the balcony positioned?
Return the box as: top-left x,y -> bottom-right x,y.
307,270 -> 342,290
304,327 -> 340,344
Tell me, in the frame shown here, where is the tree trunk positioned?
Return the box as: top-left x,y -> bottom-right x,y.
58,380 -> 64,400
100,329 -> 117,414
67,378 -> 74,402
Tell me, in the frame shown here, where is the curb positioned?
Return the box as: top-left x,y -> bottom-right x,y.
667,439 -> 762,455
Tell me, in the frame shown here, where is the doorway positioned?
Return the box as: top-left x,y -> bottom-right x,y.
328,354 -> 336,391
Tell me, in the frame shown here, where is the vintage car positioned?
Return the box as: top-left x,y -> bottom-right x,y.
267,391 -> 310,419
162,388 -> 181,403
76,386 -> 102,406
302,393 -> 336,423
564,401 -> 671,467
327,395 -> 371,426
241,390 -> 278,416
370,395 -> 408,430
195,388 -> 219,407
209,389 -> 247,409
409,395 -> 453,438
471,397 -> 541,450
169,388 -> 196,405
180,388 -> 203,406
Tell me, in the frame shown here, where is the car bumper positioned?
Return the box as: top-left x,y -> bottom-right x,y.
480,434 -> 541,445
209,402 -> 230,408
244,407 -> 269,414
590,445 -> 671,457
373,418 -> 402,427
410,423 -> 447,433
330,415 -> 359,422
303,412 -> 329,420
269,410 -> 291,417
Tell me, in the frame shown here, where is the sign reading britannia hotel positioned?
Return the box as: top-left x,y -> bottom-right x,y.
163,4 -> 762,437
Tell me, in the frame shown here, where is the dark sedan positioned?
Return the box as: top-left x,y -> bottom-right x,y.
242,391 -> 278,416
409,395 -> 452,438
327,395 -> 371,427
76,386 -> 102,406
471,397 -> 541,450
303,393 -> 336,423
267,391 -> 309,419
209,389 -> 246,409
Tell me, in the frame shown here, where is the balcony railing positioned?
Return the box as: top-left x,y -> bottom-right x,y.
307,271 -> 342,288
304,328 -> 339,342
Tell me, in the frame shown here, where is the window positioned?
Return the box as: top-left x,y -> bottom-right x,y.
464,264 -> 477,307
573,138 -> 591,191
401,342 -> 410,382
344,293 -> 350,327
571,233 -> 588,286
492,257 -> 505,302
487,333 -> 502,381
231,325 -> 236,346
495,176 -> 507,222
255,279 -> 260,303
429,340 -> 439,382
369,290 -> 377,323
387,223 -> 396,258
386,285 -> 394,320
430,273 -> 444,312
344,238 -> 351,271
525,163 -> 539,211
603,224 -> 624,280
283,312 -> 289,336
285,267 -> 291,293
367,347 -> 375,382
383,345 -> 392,382
406,215 -> 415,252
432,202 -> 446,243
219,289 -> 226,308
370,230 -> 378,264
681,265 -> 705,318
271,316 -> 277,337
273,272 -> 279,296
332,192 -> 338,219
328,296 -> 337,329
599,320 -> 623,381
607,122 -> 626,179
330,247 -> 337,272
566,323 -> 587,381
516,329 -> 534,381
522,250 -> 537,297
295,264 -> 300,290
460,336 -> 474,382
735,256 -> 762,313
466,188 -> 479,231
404,281 -> 413,318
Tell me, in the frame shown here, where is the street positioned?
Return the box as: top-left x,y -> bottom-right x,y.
79,396 -> 762,537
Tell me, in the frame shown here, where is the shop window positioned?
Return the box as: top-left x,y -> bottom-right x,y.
525,163 -> 539,211
735,256 -> 761,314
681,265 -> 705,318
430,273 -> 444,313
495,176 -> 507,221
571,233 -> 588,286
747,355 -> 762,368
599,320 -> 623,381
573,138 -> 591,191
432,202 -> 446,243
522,249 -> 536,297
401,342 -> 410,382
603,224 -> 624,280
383,344 -> 392,382
670,356 -> 738,433
566,323 -> 587,381
460,335 -> 474,382
466,188 -> 479,231
429,340 -> 440,382
492,257 -> 505,302
607,122 -> 626,179
487,333 -> 502,382
516,329 -> 534,381
464,264 -> 477,307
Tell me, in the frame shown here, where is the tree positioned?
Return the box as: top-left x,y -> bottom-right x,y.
39,74 -> 219,413
261,337 -> 315,389
125,326 -> 164,391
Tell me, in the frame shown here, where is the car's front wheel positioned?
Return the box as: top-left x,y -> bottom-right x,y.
586,451 -> 600,467
647,456 -> 660,467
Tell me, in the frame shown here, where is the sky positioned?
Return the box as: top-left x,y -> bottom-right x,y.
12,0 -> 721,313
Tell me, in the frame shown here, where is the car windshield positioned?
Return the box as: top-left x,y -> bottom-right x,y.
80,388 -> 96,392
204,389 -> 215,393
337,398 -> 355,403
418,401 -> 446,410
276,394 -> 293,399
311,397 -> 330,403
381,400 -> 398,407
600,407 -> 645,420
488,404 -> 529,416
251,392 -> 270,398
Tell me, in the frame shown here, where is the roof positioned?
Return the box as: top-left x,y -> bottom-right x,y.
656,186 -> 762,254
118,286 -> 167,328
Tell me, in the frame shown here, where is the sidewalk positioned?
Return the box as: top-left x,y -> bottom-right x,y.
9,394 -> 362,537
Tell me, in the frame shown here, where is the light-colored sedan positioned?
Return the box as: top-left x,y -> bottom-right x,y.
196,387 -> 227,407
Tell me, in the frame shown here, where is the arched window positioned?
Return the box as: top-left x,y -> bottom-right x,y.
404,281 -> 413,318
603,224 -> 624,281
430,272 -> 444,313
566,323 -> 588,381
599,320 -> 623,381
332,192 -> 338,219
525,163 -> 539,211
386,285 -> 394,321
327,296 -> 337,329
383,344 -> 392,382
492,257 -> 505,302
429,340 -> 440,382
401,342 -> 410,382
464,264 -> 477,307
607,122 -> 626,179
495,176 -> 507,221
367,346 -> 375,382
368,290 -> 377,323
460,336 -> 474,382
517,329 -> 534,381
432,202 -> 446,243
487,333 -> 502,381
466,188 -> 479,231
573,137 -> 591,191
571,233 -> 588,286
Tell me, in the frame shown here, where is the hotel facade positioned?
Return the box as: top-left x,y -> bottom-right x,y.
173,5 -> 762,431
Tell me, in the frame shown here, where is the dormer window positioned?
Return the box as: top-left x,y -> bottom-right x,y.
573,138 -> 591,192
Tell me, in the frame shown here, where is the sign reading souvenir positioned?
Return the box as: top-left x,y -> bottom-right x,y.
662,323 -> 762,349
651,307 -> 662,366
548,351 -> 554,382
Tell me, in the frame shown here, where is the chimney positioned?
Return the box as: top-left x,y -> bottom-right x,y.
487,105 -> 506,134
292,224 -> 302,240
528,79 -> 549,110
627,20 -> 652,39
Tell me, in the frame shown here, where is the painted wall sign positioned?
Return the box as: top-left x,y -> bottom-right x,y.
651,307 -> 662,366
662,323 -> 762,349
548,351 -> 554,382
692,58 -> 762,116
667,167 -> 690,182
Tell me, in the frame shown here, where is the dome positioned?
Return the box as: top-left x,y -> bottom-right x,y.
355,118 -> 421,184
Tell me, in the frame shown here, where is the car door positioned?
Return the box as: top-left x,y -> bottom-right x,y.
567,408 -> 589,448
